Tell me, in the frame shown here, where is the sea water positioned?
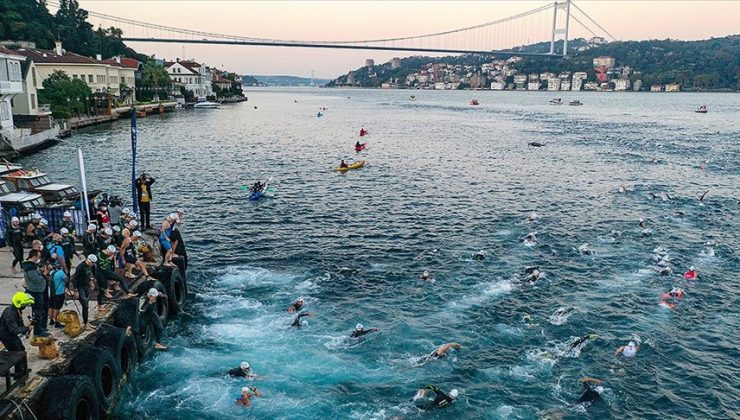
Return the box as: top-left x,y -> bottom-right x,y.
22,89 -> 739,418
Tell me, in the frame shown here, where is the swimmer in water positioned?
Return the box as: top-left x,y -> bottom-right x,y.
287,297 -> 304,313
420,270 -> 434,282
228,361 -> 257,380
683,266 -> 697,280
615,341 -> 639,357
425,343 -> 462,361
568,333 -> 600,352
699,190 -> 709,203
662,288 -> 685,300
526,212 -> 539,223
523,233 -> 538,246
235,386 -> 262,407
524,267 -> 544,283
577,244 -> 593,255
413,385 -> 459,410
473,250 -> 486,261
290,312 -> 312,328
351,323 -> 380,338
577,377 -> 604,403
523,314 -> 539,327
639,218 -> 646,228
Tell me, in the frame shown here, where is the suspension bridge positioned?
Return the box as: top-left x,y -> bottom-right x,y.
50,0 -> 615,57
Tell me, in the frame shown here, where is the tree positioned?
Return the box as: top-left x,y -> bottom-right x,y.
0,0 -> 56,49
38,70 -> 92,119
54,0 -> 96,57
137,60 -> 172,102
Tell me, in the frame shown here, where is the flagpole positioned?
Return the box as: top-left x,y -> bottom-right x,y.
77,148 -> 89,225
131,107 -> 138,214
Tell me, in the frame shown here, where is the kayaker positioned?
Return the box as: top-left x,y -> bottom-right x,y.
359,128 -> 368,137
339,160 -> 349,168
250,181 -> 264,193
355,141 -> 362,152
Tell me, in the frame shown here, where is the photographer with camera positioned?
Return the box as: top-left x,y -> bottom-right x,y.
136,172 -> 156,230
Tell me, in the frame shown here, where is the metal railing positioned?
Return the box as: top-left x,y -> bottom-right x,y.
0,207 -> 88,246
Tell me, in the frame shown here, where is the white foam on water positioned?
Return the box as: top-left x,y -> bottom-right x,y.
218,265 -> 300,287
449,278 -> 514,310
549,307 -> 576,325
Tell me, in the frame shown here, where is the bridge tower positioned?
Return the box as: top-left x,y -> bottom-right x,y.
549,0 -> 572,56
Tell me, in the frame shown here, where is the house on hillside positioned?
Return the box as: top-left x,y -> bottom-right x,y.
0,47 -> 25,139
164,59 -> 213,99
102,56 -> 141,104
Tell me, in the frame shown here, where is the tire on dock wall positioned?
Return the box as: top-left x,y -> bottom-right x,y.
165,268 -> 186,315
41,375 -> 101,420
152,280 -> 170,324
174,256 -> 188,297
70,346 -> 121,415
95,327 -> 138,380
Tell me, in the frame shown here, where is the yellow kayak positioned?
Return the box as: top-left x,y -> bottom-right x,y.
335,160 -> 365,172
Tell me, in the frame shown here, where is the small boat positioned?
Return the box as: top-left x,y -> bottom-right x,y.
409,95 -> 416,101
695,105 -> 708,113
193,97 -> 220,109
355,142 -> 367,153
569,100 -> 583,106
549,98 -> 562,105
470,99 -> 480,106
248,178 -> 273,201
335,160 -> 365,173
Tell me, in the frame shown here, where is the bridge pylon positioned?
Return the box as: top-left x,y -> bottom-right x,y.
549,0 -> 571,56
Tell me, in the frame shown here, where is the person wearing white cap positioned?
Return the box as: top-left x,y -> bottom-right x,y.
96,227 -> 114,253
71,255 -> 99,331
82,224 -> 98,257
684,266 -> 698,280
136,172 -> 155,229
615,340 -> 639,357
351,323 -> 380,338
120,230 -> 150,279
61,211 -> 76,236
158,213 -> 178,267
287,297 -> 304,313
141,288 -> 167,350
228,361 -> 257,380
95,244 -> 133,303
175,208 -> 185,224
7,216 -> 24,273
235,385 -> 262,407
413,384 -> 459,410
59,227 -> 82,271
32,218 -> 50,242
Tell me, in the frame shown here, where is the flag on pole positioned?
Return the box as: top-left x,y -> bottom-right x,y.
77,148 -> 89,225
131,109 -> 138,214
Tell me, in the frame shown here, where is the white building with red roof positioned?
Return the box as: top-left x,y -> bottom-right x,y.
164,59 -> 213,98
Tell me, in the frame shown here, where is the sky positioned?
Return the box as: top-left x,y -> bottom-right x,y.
70,1 -> 740,78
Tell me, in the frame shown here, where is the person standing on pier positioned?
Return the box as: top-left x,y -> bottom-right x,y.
72,255 -> 98,331
8,217 -> 24,273
136,172 -> 156,230
21,250 -> 50,337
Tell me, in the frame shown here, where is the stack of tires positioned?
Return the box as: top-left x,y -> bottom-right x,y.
37,263 -> 188,419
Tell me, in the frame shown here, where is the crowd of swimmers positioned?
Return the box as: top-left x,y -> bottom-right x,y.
1,175 -> 189,366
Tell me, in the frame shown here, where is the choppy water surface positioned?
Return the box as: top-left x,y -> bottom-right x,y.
22,90 -> 739,419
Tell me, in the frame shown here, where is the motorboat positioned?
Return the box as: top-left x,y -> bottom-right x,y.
569,100 -> 583,106
193,100 -> 220,109
470,99 -> 480,106
1,169 -> 100,204
549,98 -> 562,105
695,105 -> 708,113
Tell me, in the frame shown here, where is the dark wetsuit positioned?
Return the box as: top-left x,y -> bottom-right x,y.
291,313 -> 310,328
422,385 -> 454,410
7,226 -> 24,269
140,299 -> 163,342
96,252 -> 128,303
61,220 -> 76,237
351,329 -> 375,338
0,306 -> 29,352
228,368 -> 255,379
82,232 -> 97,257
171,227 -> 188,270
578,382 -> 601,403
72,261 -> 95,324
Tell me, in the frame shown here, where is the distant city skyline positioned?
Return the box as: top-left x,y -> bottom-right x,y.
72,1 -> 739,78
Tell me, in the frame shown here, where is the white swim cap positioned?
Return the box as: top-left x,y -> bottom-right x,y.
63,211 -> 72,218
147,288 -> 158,297
106,245 -> 117,254
423,270 -> 429,276
87,223 -> 97,231
449,389 -> 459,398
32,213 -> 41,219
689,266 -> 695,271
133,231 -> 142,237
60,227 -> 69,235
241,387 -> 251,394
113,225 -> 121,232
40,219 -> 48,225
11,217 -> 19,223
122,208 -> 130,214
129,220 -> 139,227
297,297 -> 304,302
355,323 -> 363,331
628,341 -> 635,347
168,213 -> 177,221
240,361 -> 250,370
87,254 -> 98,263
104,227 -> 113,235
176,208 -> 184,214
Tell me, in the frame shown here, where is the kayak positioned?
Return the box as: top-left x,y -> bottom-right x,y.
335,160 -> 365,173
248,191 -> 264,201
355,142 -> 367,153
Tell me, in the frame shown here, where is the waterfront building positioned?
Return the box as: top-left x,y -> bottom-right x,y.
614,78 -> 630,91
664,83 -> 680,92
560,81 -> 571,91
650,84 -> 662,92
12,42 -> 133,100
102,56 -> 140,103
0,47 -> 25,139
490,81 -> 505,90
212,75 -> 232,91
547,78 -> 561,91
164,59 -> 213,98
527,81 -> 541,91
584,81 -> 599,91
633,80 -> 642,91
514,74 -> 527,90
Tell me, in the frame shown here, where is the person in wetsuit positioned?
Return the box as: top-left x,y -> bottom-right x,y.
351,323 -> 380,338
71,255 -> 97,331
425,342 -> 462,361
228,361 -> 256,380
287,298 -> 304,313
569,333 -> 600,352
82,224 -> 98,257
291,312 -> 312,328
578,377 -> 604,403
8,217 -> 24,273
140,288 -> 167,350
414,385 -> 459,410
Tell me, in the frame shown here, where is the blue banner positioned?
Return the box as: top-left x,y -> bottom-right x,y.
131,110 -> 138,214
